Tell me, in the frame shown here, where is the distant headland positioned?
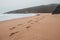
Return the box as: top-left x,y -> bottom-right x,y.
4,4 -> 60,14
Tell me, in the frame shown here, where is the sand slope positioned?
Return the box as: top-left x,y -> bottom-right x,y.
0,13 -> 60,40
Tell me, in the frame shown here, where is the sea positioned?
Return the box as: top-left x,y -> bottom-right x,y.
0,13 -> 36,21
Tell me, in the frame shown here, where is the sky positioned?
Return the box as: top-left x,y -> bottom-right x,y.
0,0 -> 60,13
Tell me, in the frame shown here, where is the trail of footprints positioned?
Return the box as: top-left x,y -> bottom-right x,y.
9,20 -> 35,37
9,15 -> 46,37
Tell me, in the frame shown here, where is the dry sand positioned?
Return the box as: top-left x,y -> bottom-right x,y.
0,13 -> 60,40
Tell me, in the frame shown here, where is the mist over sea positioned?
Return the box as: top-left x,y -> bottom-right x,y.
0,13 -> 36,21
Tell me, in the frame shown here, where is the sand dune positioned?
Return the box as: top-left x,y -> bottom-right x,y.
0,13 -> 60,40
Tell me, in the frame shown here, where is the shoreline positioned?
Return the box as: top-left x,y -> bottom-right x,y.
0,14 -> 37,22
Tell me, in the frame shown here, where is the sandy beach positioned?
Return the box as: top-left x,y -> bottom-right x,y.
0,13 -> 60,40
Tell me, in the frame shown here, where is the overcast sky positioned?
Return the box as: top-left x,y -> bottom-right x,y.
0,0 -> 60,13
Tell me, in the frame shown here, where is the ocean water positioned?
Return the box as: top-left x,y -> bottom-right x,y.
0,13 -> 36,21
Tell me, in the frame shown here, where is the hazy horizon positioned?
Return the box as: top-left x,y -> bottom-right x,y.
0,0 -> 60,13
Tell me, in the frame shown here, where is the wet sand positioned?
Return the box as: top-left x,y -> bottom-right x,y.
0,13 -> 60,40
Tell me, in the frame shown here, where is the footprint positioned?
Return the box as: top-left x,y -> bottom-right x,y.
25,26 -> 31,30
28,20 -> 32,23
9,32 -> 15,36
9,27 -> 16,30
9,31 -> 19,37
35,21 -> 38,22
31,23 -> 34,24
17,24 -> 23,26
15,31 -> 20,33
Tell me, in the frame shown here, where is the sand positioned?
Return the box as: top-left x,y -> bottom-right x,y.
0,13 -> 60,40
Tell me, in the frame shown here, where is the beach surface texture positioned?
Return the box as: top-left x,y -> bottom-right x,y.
0,13 -> 60,40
